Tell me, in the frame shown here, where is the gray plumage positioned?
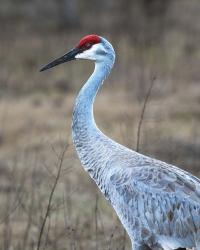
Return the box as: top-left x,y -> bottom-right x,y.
72,37 -> 200,250
42,35 -> 200,250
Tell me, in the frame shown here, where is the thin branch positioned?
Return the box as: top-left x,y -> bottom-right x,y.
122,228 -> 127,250
95,194 -> 98,250
36,144 -> 68,250
136,76 -> 156,152
43,216 -> 51,250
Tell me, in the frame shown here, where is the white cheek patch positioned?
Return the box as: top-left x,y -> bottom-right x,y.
75,44 -> 105,60
75,50 -> 94,60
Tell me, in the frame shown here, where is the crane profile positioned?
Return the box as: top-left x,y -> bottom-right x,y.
40,35 -> 200,250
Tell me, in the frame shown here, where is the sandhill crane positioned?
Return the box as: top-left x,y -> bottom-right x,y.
40,35 -> 200,250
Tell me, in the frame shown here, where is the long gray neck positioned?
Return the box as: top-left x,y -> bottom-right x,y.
72,59 -> 115,178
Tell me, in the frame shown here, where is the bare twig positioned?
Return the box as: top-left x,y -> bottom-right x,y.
3,189 -> 12,250
36,144 -> 68,250
0,159 -> 26,225
107,224 -> 118,250
122,228 -> 127,250
95,194 -> 99,250
43,216 -> 51,250
22,167 -> 36,250
136,76 -> 156,152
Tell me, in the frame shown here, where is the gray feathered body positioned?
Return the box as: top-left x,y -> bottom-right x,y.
72,38 -> 200,250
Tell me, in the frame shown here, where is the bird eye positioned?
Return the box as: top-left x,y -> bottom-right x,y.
85,42 -> 92,48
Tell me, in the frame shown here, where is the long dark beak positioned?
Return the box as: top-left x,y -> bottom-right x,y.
40,47 -> 80,72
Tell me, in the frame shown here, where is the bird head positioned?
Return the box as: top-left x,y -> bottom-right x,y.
40,34 -> 115,72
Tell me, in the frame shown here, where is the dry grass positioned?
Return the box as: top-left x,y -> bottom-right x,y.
0,28 -> 199,249
0,81 -> 199,249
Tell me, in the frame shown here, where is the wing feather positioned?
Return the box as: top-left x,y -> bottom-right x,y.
110,160 -> 200,204
108,158 -> 200,244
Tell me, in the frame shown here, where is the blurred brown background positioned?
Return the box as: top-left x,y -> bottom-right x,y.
0,0 -> 199,249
